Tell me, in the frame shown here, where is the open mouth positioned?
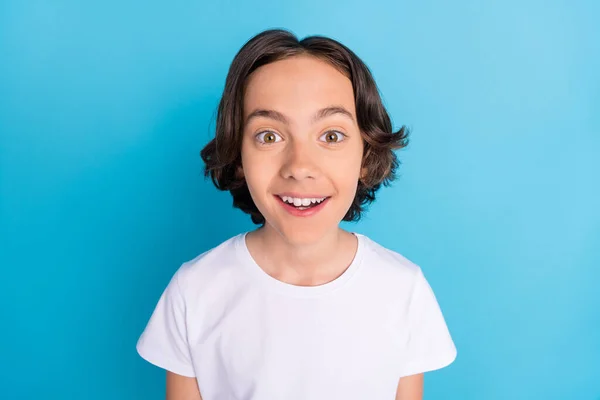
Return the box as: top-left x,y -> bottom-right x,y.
277,195 -> 328,209
274,194 -> 331,216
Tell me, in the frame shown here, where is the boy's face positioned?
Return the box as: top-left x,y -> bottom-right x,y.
241,55 -> 364,244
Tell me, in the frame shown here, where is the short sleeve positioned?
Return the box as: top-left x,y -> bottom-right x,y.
398,268 -> 457,377
136,269 -> 195,377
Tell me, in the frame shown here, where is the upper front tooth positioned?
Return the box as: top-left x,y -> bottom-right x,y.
279,196 -> 325,205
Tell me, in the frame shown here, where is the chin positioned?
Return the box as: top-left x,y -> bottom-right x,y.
255,196 -> 347,245
267,219 -> 338,246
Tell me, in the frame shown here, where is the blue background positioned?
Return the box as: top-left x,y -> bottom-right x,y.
1,1 -> 598,399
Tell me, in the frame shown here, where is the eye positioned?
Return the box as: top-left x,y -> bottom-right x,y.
319,130 -> 347,144
255,131 -> 283,144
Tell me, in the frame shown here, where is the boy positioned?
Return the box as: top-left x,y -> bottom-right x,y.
137,29 -> 457,400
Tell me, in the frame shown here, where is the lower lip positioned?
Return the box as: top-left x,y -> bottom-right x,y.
275,196 -> 330,217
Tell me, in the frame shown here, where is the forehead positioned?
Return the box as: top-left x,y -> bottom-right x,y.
243,55 -> 356,120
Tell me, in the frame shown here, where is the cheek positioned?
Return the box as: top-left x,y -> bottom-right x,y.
329,146 -> 363,184
241,149 -> 274,195
335,158 -> 363,205
335,168 -> 362,196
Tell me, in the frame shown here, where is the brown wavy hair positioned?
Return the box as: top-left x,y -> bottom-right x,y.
200,29 -> 409,225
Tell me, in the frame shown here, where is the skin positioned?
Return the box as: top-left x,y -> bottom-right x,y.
241,54 -> 364,286
167,54 -> 423,399
166,372 -> 202,400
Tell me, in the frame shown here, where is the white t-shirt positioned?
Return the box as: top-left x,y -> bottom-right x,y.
137,232 -> 457,399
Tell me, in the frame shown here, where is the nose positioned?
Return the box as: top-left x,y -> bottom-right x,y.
279,140 -> 319,181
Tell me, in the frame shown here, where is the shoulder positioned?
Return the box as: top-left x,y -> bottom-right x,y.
357,233 -> 426,292
359,234 -> 422,276
171,233 -> 246,298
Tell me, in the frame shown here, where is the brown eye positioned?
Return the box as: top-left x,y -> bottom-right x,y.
256,131 -> 282,144
320,131 -> 346,143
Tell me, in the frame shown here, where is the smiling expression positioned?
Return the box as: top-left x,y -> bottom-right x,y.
240,55 -> 364,243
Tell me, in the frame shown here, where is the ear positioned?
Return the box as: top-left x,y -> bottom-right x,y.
235,164 -> 245,179
360,145 -> 371,183
359,166 -> 368,183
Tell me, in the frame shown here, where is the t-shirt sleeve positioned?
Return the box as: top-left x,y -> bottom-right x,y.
398,267 -> 457,378
136,269 -> 195,377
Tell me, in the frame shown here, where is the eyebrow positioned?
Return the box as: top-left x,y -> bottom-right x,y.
244,106 -> 355,127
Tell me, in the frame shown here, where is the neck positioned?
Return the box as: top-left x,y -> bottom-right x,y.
246,224 -> 357,286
